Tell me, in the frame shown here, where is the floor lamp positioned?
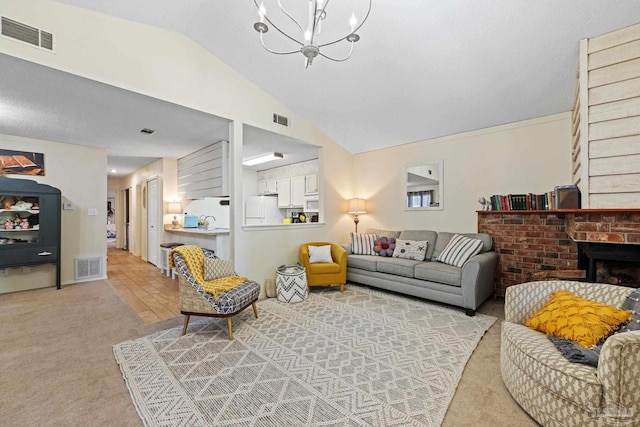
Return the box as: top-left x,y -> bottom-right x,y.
348,198 -> 367,233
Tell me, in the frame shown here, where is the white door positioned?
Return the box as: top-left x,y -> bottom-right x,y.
147,178 -> 159,266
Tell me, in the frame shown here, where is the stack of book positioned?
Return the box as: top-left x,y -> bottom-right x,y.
489,192 -> 556,211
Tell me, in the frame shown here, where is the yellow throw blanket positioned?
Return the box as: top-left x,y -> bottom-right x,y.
169,245 -> 247,299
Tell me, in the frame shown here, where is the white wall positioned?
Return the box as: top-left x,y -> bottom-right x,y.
0,134 -> 107,293
0,1 -> 574,298
118,158 -> 175,260
0,1 -> 356,294
182,198 -> 230,229
353,113 -> 572,234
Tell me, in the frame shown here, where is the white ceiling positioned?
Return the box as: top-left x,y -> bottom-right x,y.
0,53 -> 318,176
2,1 -> 640,176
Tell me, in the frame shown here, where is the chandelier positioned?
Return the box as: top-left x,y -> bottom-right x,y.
253,0 -> 371,68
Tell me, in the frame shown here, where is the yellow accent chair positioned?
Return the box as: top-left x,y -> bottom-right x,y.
299,242 -> 347,293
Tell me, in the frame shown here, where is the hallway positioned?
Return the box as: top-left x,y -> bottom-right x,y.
107,247 -> 180,323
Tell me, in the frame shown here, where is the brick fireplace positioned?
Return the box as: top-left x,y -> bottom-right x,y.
477,209 -> 640,296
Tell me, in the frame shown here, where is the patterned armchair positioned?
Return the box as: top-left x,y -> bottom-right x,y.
172,248 -> 260,340
501,280 -> 640,427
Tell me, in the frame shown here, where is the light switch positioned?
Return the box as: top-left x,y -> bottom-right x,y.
63,203 -> 74,210
88,208 -> 98,216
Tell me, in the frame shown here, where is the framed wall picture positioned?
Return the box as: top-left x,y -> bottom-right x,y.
0,149 -> 45,176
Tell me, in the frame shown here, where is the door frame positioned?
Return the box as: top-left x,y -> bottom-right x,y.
146,177 -> 160,267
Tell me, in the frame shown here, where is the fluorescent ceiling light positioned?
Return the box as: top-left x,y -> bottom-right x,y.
242,152 -> 283,166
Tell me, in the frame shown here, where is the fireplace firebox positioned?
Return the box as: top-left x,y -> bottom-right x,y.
578,242 -> 640,285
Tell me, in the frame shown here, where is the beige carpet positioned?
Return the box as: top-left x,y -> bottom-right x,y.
0,280 -> 538,427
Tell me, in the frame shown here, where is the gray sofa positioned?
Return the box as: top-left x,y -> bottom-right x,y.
344,229 -> 497,315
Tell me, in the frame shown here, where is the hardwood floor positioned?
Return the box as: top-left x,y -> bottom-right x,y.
107,247 -> 181,323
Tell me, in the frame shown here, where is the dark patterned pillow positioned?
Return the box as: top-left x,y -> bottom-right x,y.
620,288 -> 640,332
203,258 -> 235,280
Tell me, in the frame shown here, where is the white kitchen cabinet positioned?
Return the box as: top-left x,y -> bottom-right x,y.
257,180 -> 267,195
304,174 -> 318,195
257,179 -> 278,195
277,177 -> 305,208
277,178 -> 291,208
291,176 -> 305,207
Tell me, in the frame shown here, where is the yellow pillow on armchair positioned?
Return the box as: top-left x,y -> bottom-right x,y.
525,290 -> 632,347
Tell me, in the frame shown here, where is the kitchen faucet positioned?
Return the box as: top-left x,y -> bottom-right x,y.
200,215 -> 216,229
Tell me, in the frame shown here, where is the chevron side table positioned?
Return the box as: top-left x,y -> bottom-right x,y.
276,264 -> 308,303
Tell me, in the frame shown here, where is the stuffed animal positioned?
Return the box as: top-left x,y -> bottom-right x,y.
373,237 -> 396,257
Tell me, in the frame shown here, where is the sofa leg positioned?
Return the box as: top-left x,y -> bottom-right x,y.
182,314 -> 190,336
252,302 -> 259,319
340,283 -> 345,293
465,309 -> 476,317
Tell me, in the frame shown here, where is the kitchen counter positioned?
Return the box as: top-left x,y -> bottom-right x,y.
164,225 -> 229,235
163,224 -> 230,258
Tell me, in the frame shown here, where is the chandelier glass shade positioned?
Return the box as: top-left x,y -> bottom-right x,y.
253,0 -> 371,68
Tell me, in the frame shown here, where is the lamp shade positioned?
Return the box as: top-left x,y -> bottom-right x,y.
167,202 -> 182,215
347,198 -> 367,214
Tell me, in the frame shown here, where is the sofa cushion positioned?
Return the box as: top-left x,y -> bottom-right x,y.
203,258 -> 235,281
414,261 -> 462,287
502,322 -> 602,412
525,290 -> 632,347
351,232 -> 377,255
308,262 -> 342,275
392,239 -> 428,260
437,234 -> 484,268
308,245 -> 333,263
365,228 -> 401,240
376,258 -> 422,278
399,230 -> 438,260
432,232 -> 492,260
347,255 -> 378,272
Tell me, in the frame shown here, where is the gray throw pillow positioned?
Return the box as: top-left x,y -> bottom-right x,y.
549,336 -> 601,367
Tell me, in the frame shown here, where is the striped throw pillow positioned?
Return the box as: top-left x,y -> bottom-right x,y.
351,232 -> 377,255
437,234 -> 483,267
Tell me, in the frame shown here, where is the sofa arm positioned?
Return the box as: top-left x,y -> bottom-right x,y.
460,251 -> 497,311
597,331 -> 640,422
341,244 -> 353,255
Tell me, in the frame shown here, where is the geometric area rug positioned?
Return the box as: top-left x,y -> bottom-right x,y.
113,284 -> 496,427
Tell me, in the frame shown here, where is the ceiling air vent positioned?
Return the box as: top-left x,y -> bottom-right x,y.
1,17 -> 54,51
273,113 -> 289,127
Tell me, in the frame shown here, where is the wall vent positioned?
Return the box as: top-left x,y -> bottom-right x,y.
273,113 -> 289,127
75,257 -> 102,280
1,17 -> 54,51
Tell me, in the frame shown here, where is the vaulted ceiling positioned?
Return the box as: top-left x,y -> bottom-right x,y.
3,1 -> 640,175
